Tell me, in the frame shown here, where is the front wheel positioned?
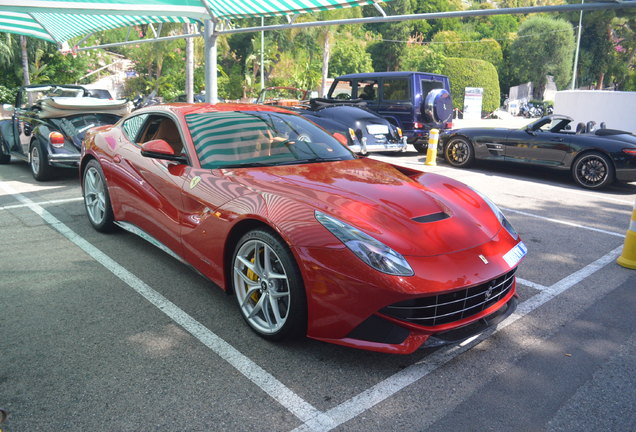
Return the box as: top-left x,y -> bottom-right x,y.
83,160 -> 115,232
232,229 -> 306,341
30,141 -> 54,181
572,152 -> 614,189
444,136 -> 475,168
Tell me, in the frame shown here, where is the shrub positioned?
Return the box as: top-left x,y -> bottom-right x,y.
441,57 -> 500,112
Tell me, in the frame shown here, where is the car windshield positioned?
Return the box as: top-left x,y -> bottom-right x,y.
186,110 -> 355,169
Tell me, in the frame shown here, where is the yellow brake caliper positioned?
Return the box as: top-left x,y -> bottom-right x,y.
246,257 -> 261,302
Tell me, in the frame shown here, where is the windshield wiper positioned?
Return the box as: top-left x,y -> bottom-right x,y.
218,162 -> 272,168
274,157 -> 347,166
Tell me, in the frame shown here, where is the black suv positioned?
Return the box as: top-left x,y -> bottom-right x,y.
327,72 -> 453,152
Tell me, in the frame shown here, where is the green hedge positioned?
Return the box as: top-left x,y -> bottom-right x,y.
0,85 -> 17,105
441,57 -> 500,113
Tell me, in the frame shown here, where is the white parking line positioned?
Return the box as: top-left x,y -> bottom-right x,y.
0,196 -> 83,211
501,207 -> 625,238
0,182 -> 321,424
292,246 -> 623,432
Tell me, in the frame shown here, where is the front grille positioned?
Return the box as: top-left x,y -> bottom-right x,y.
380,268 -> 516,327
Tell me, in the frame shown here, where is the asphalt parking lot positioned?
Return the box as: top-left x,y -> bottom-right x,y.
1,153 -> 635,431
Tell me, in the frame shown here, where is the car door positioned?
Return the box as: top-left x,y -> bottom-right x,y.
503,127 -> 571,167
376,77 -> 412,129
109,112 -> 188,257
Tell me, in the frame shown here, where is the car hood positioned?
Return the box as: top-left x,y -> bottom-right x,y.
228,158 -> 503,256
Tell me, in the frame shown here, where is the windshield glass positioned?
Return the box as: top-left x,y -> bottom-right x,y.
185,110 -> 355,169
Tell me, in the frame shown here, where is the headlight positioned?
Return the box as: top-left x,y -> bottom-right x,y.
315,211 -> 414,276
472,188 -> 519,239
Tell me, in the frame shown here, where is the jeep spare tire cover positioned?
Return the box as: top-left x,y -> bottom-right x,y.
423,88 -> 453,123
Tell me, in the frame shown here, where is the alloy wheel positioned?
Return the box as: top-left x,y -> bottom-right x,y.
233,239 -> 291,335
84,166 -> 107,225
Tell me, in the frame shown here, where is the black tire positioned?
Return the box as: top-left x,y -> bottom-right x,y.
231,229 -> 306,341
413,142 -> 427,153
29,140 -> 55,181
444,136 -> 475,168
572,151 -> 615,189
0,151 -> 9,164
82,159 -> 115,232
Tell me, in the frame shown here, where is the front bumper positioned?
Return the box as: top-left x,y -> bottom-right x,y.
299,232 -> 526,354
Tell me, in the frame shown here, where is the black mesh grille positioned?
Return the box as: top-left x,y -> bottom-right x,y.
380,268 -> 516,327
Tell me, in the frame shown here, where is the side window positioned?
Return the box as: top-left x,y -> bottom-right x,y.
122,114 -> 149,142
330,80 -> 353,100
138,115 -> 186,157
357,80 -> 378,101
382,78 -> 410,102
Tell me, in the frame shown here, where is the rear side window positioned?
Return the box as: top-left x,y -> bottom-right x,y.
382,78 -> 410,102
421,79 -> 444,99
122,114 -> 149,142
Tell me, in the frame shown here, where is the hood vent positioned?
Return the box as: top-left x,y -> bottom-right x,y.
412,212 -> 450,223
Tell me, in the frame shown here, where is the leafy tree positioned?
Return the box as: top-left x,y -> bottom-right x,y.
432,31 -> 503,69
329,35 -> 374,76
508,16 -> 575,98
442,57 -> 500,112
400,41 -> 445,73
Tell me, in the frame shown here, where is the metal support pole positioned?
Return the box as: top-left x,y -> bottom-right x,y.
185,23 -> 194,103
260,17 -> 265,91
204,20 -> 218,104
571,0 -> 584,90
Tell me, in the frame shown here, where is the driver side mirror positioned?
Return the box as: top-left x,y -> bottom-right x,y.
525,127 -> 537,136
141,139 -> 187,164
333,132 -> 348,146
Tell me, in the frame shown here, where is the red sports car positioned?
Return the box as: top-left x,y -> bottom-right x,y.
80,103 -> 527,354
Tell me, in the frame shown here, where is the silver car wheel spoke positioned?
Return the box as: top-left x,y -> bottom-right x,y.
234,239 -> 291,335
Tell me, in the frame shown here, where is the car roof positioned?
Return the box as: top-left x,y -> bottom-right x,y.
336,71 -> 448,79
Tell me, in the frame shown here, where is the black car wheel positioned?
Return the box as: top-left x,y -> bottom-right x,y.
30,140 -> 54,181
413,142 -> 427,153
232,229 -> 306,341
444,136 -> 475,168
572,152 -> 615,189
0,146 -> 9,164
83,159 -> 115,232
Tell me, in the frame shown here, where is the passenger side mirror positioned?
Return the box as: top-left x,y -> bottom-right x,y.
141,139 -> 187,164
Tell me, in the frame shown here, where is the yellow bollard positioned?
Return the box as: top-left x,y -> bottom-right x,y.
617,200 -> 636,269
425,129 -> 439,166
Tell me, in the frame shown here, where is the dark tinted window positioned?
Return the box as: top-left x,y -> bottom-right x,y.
383,78 -> 410,102
421,79 -> 444,99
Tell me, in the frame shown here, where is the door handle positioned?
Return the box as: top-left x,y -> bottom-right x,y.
551,138 -> 563,142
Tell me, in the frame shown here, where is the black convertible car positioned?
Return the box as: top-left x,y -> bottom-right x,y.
441,115 -> 636,189
0,84 -> 129,180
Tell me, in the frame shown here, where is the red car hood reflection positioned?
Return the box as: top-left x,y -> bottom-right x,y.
227,158 -> 502,256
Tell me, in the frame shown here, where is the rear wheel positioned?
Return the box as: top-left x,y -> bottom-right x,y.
30,141 -> 54,181
444,136 -> 475,168
413,142 -> 427,153
232,229 -> 306,341
572,152 -> 614,189
83,160 -> 115,232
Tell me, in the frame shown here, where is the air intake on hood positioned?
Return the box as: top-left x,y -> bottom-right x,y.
412,212 -> 449,223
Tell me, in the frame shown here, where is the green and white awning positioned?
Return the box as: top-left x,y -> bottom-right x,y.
0,0 -> 379,44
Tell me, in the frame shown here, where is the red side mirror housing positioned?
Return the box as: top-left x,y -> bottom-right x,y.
333,132 -> 348,146
140,139 -> 187,164
141,139 -> 175,156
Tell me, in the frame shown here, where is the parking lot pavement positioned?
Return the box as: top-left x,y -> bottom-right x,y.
1,156 -> 635,431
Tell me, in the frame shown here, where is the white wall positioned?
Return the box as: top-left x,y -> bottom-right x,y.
554,90 -> 636,134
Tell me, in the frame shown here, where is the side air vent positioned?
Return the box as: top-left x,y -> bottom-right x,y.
412,212 -> 449,223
